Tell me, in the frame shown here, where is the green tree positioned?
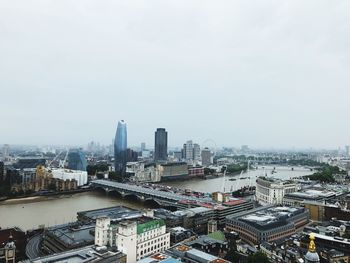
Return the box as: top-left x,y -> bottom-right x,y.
247,252 -> 270,263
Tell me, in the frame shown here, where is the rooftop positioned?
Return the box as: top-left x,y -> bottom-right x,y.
31,245 -> 125,263
47,223 -> 95,246
78,206 -> 142,222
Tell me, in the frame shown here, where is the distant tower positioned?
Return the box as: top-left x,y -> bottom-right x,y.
346,146 -> 350,157
304,233 -> 320,263
201,148 -> 212,166
67,149 -> 87,171
141,142 -> 146,152
2,144 -> 9,161
154,128 -> 168,162
114,120 -> 128,176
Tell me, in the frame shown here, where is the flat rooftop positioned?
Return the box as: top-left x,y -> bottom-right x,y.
47,223 -> 95,246
285,188 -> 336,200
238,206 -> 305,229
78,206 -> 142,221
31,245 -> 125,263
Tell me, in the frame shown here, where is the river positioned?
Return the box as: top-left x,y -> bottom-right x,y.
159,165 -> 312,193
0,166 -> 312,231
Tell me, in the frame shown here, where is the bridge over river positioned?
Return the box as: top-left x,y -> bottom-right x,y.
91,179 -> 215,209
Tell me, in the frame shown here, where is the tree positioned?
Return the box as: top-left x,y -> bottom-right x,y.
247,252 -> 270,263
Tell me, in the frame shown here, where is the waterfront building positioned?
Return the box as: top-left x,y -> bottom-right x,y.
226,206 -> 309,245
304,233 -> 320,263
126,162 -> 161,182
51,168 -> 87,186
157,162 -> 188,181
95,216 -> 170,263
13,158 -> 46,169
78,206 -> 142,222
201,148 -> 212,166
188,165 -> 204,178
67,149 -> 87,171
154,128 -> 168,162
114,120 -> 128,176
255,177 -> 297,205
30,245 -> 126,263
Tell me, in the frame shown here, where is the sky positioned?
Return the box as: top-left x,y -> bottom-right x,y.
0,0 -> 350,149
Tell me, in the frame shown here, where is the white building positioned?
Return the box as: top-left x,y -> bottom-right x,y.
95,215 -> 170,263
126,162 -> 161,183
256,177 -> 297,205
51,168 -> 88,186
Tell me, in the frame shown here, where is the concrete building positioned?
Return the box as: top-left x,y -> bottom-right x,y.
154,129 -> 168,162
201,148 -> 212,166
78,206 -> 142,223
158,162 -> 188,181
51,168 -> 88,186
283,188 -> 337,207
95,216 -> 170,263
193,144 -> 201,162
255,177 -> 297,205
141,143 -> 146,152
226,206 -> 309,245
30,245 -> 126,263
42,223 -> 95,254
126,162 -> 161,183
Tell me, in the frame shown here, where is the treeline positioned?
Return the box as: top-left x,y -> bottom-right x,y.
307,164 -> 346,183
86,163 -> 109,175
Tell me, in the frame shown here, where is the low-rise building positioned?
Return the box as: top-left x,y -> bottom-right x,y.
226,206 -> 309,245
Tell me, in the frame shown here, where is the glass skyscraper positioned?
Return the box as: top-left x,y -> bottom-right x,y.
67,149 -> 87,171
114,120 -> 127,175
154,128 -> 168,162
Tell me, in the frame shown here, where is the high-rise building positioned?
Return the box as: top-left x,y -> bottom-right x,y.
0,161 -> 4,181
346,145 -> 350,157
2,144 -> 9,160
154,128 -> 168,162
193,143 -> 201,161
141,142 -> 146,152
201,148 -> 212,166
67,149 -> 87,171
183,140 -> 193,162
114,120 -> 128,175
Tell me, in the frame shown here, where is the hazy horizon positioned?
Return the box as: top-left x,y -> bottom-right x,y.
1,1 -> 350,149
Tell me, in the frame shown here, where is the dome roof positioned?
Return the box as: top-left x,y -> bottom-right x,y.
305,251 -> 320,262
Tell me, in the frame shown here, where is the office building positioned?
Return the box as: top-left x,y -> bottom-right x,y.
255,177 -> 297,205
95,216 -> 170,263
77,206 -> 142,222
346,146 -> 350,157
226,206 -> 309,245
2,144 -> 9,161
193,144 -> 201,161
283,188 -> 338,207
42,223 -> 95,254
183,141 -> 194,162
114,120 -> 128,176
201,148 -> 212,166
154,128 -> 168,162
67,149 -> 87,171
157,162 -> 188,181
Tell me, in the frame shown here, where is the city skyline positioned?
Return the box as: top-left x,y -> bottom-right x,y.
1,1 -> 350,149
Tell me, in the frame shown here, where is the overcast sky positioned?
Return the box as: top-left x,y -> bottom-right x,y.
0,1 -> 349,149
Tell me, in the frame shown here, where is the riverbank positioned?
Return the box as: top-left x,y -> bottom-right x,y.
0,188 -> 92,205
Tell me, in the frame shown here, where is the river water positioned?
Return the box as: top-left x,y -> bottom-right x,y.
0,166 -> 312,231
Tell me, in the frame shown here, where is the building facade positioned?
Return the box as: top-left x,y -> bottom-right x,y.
154,128 -> 168,162
67,149 -> 87,171
255,177 -> 297,205
201,148 -> 212,166
114,120 -> 128,176
95,217 -> 170,263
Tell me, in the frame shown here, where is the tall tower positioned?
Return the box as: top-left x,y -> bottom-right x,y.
154,128 -> 168,162
114,120 -> 128,176
304,233 -> 320,263
67,149 -> 87,171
